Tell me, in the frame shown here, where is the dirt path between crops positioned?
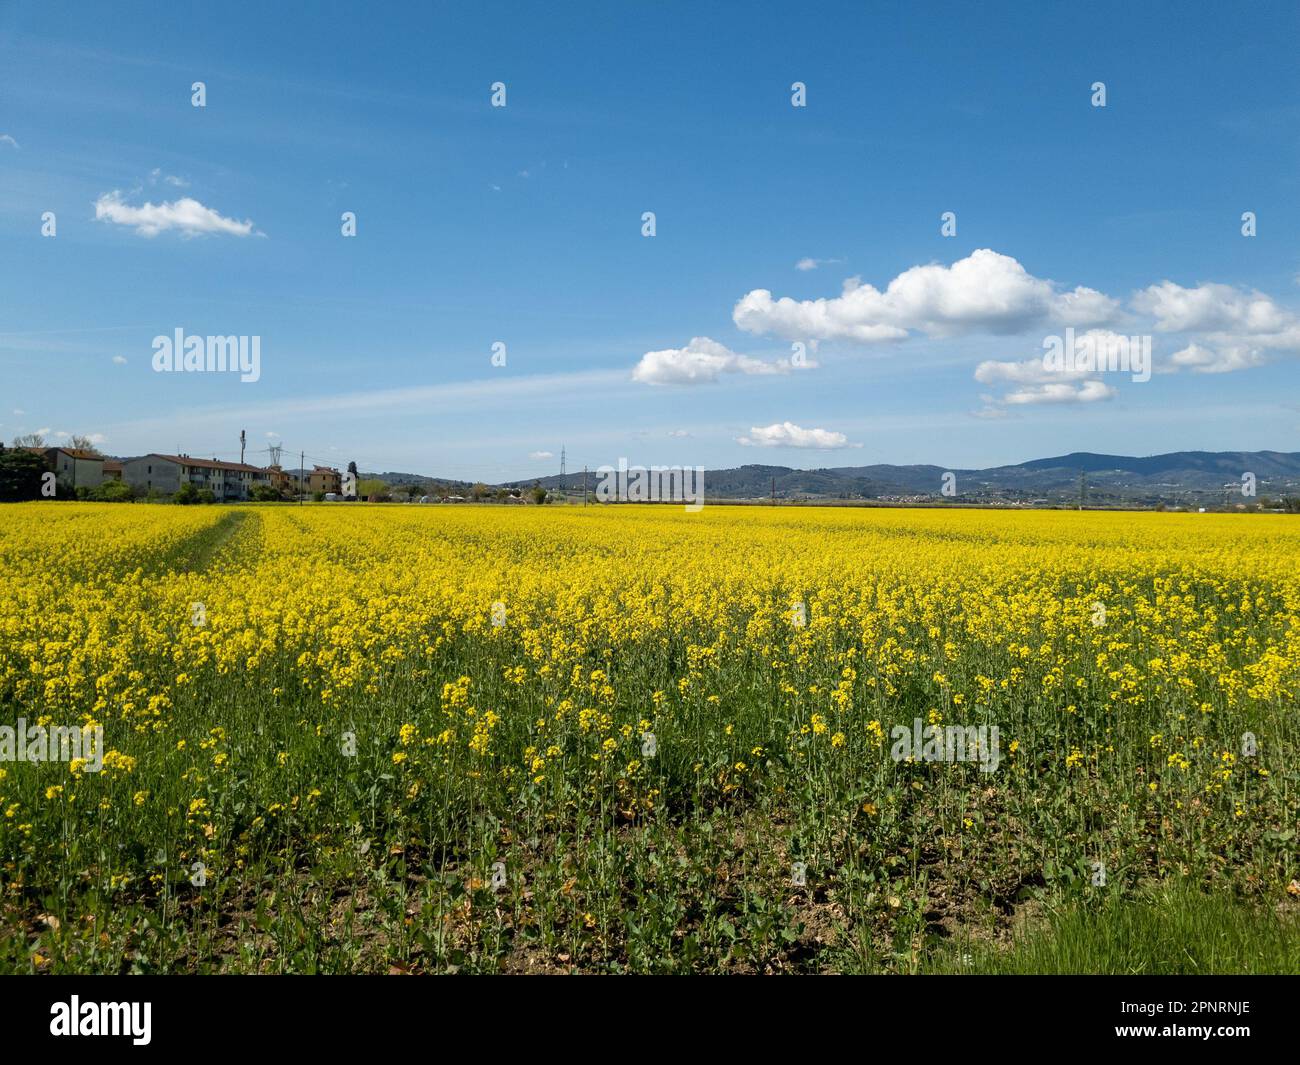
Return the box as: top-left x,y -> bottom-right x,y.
179,510 -> 256,573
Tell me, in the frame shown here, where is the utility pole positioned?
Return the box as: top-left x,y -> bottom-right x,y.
583,465 -> 588,506
1078,469 -> 1086,511
771,476 -> 776,505
300,449 -> 305,504
240,429 -> 246,466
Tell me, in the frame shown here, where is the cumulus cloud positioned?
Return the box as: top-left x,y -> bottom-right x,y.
1132,280 -> 1300,375
632,337 -> 794,385
1133,281 -> 1292,335
1167,342 -> 1267,374
795,256 -> 843,272
736,422 -> 858,449
733,249 -> 1121,343
94,190 -> 258,238
1000,380 -> 1115,405
111,355 -> 127,365
529,450 -> 553,460
975,357 -> 1069,386
974,330 -> 1137,406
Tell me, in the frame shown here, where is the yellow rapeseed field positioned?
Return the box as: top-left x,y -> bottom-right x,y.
1,502 -> 1297,972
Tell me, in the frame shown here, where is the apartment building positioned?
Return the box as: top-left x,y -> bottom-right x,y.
121,454 -> 272,501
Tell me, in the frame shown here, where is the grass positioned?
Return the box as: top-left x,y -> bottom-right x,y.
932,884 -> 1300,974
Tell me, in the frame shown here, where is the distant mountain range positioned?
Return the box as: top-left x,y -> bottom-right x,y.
490,451 -> 1300,506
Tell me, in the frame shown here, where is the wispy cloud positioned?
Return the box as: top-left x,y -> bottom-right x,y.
148,167 -> 190,188
0,134 -> 19,149
795,256 -> 844,272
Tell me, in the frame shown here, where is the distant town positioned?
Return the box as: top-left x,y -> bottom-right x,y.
0,435 -> 540,504
2,435 -> 1299,512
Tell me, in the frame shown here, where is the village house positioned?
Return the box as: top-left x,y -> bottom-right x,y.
25,447 -> 106,490
306,465 -> 342,494
121,454 -> 272,501
265,464 -> 295,495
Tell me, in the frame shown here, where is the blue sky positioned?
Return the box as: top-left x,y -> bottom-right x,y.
1,0 -> 1298,480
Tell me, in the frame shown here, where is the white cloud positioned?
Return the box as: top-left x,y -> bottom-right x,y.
1000,380 -> 1116,405
112,355 -> 127,365
667,429 -> 691,437
734,249 -> 1120,342
975,357 -> 1069,386
795,257 -> 844,272
736,422 -> 858,449
1133,281 -> 1291,335
1131,281 -> 1300,375
1167,342 -> 1267,374
529,450 -> 553,460
974,331 -> 1134,406
632,337 -> 793,385
974,331 -> 1132,387
0,134 -> 18,149
149,168 -> 190,188
94,190 -> 258,238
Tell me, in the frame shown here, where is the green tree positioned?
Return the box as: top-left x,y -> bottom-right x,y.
174,482 -> 199,505
0,449 -> 46,500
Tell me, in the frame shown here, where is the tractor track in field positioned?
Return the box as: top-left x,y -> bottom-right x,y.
179,509 -> 259,573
